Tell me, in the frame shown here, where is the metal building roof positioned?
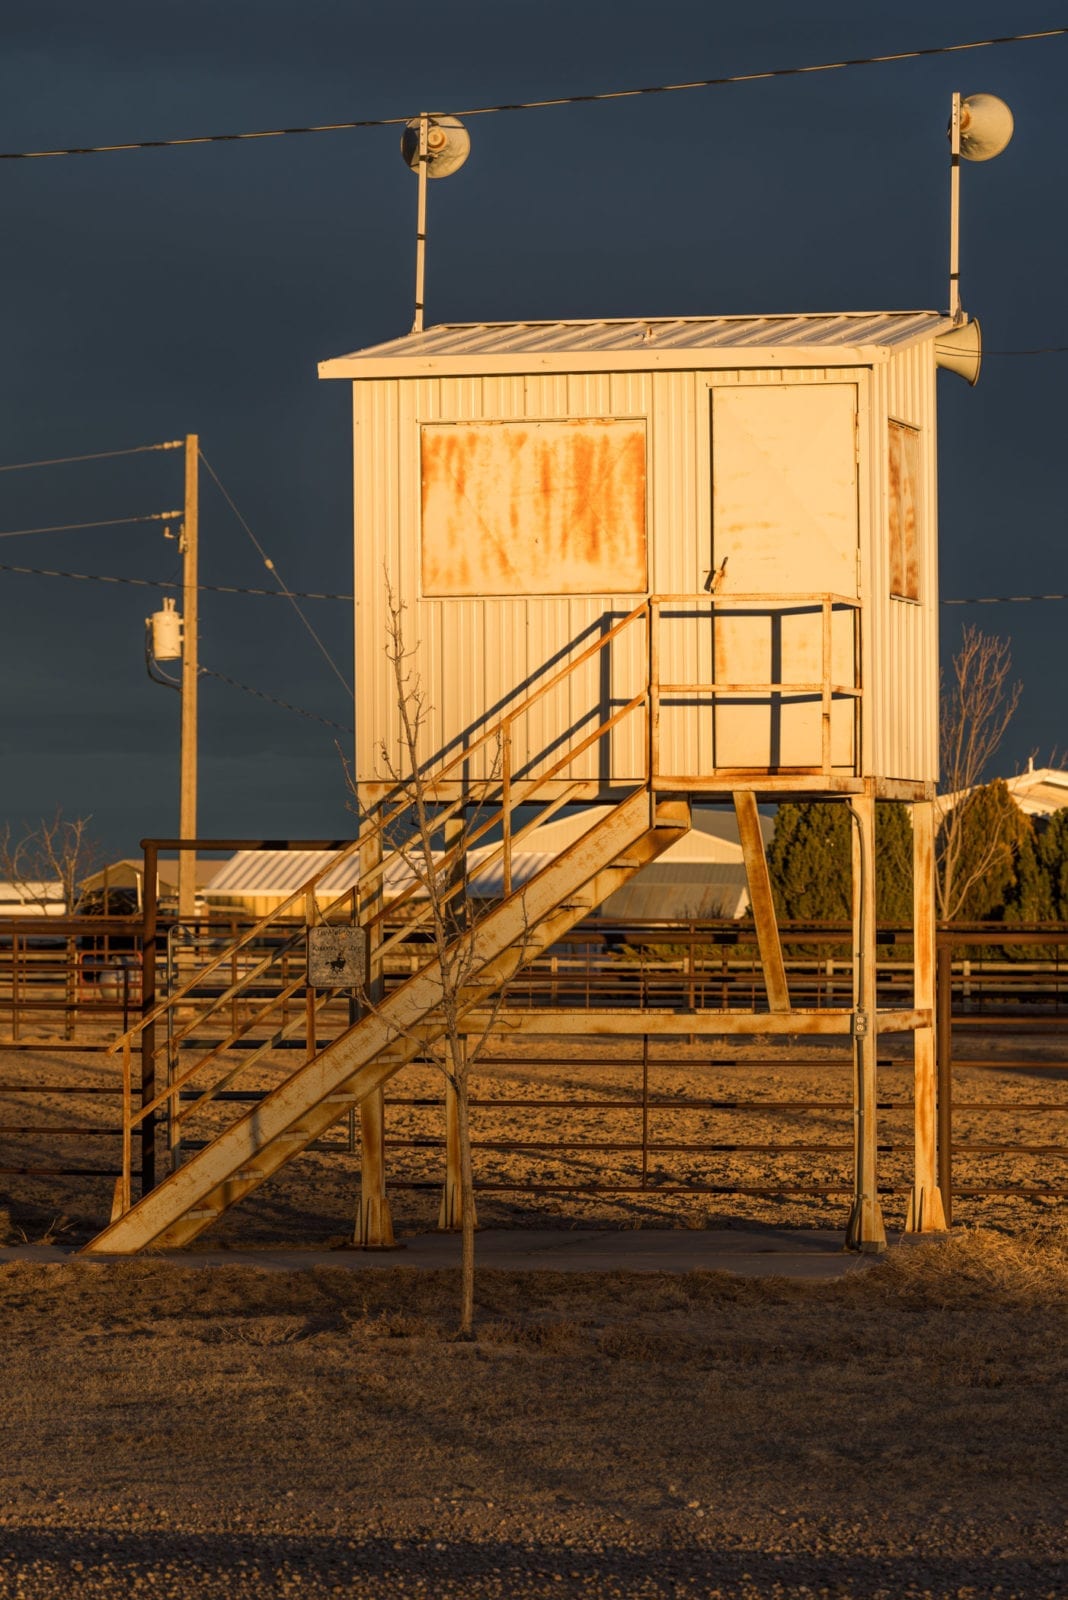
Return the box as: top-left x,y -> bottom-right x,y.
320,312 -> 952,379
203,849 -> 430,901
597,863 -> 750,923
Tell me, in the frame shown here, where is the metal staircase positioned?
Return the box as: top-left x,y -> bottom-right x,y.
81,588 -> 863,1255
83,787 -> 687,1254
81,596 -> 712,1254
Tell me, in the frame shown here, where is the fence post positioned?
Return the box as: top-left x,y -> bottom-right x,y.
937,940 -> 954,1227
140,841 -> 158,1194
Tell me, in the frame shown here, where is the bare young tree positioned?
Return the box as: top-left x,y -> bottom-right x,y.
937,626 -> 1022,921
0,810 -> 100,913
348,590 -> 526,1337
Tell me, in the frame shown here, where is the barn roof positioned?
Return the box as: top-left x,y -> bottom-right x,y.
320,311 -> 953,379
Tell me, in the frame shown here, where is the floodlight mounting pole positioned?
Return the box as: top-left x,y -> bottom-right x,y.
412,111 -> 429,333
177,434 -> 199,924
949,91 -> 963,323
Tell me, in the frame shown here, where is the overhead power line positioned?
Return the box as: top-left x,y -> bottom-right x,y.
1,556 -> 1065,610
0,26 -> 1064,162
198,450 -> 353,697
0,560 -> 350,600
0,441 -> 182,474
199,664 -> 352,733
0,510 -> 182,541
942,593 -> 1068,605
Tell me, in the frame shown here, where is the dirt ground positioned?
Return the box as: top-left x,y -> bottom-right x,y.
0,1232 -> 1065,1598
0,1030 -> 1064,1596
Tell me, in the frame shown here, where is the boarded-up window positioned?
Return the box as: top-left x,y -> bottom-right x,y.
420,419 -> 647,596
888,421 -> 920,601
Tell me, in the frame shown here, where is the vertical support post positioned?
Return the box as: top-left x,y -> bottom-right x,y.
820,597 -> 832,774
908,806 -> 946,1228
357,1087 -> 396,1248
733,791 -> 790,1013
178,435 -> 199,925
949,91 -> 963,321
845,793 -> 886,1253
648,599 -> 660,785
640,1033 -> 650,1189
11,930 -> 20,1043
937,940 -> 954,1226
353,814 -> 396,1248
906,800 -> 947,1232
120,1039 -> 132,1215
412,112 -> 429,333
304,888 -> 317,1062
140,841 -> 158,1193
502,722 -> 512,899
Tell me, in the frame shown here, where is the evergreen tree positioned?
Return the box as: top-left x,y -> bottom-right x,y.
767,802 -> 850,922
1003,827 -> 1054,926
1037,809 -> 1068,921
767,799 -> 913,924
875,801 -> 914,925
937,779 -> 1030,922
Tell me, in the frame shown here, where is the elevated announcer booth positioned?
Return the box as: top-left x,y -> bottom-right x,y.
320,309 -> 979,1253
321,312 -> 957,804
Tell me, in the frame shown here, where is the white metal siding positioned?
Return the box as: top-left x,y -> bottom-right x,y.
870,344 -> 939,783
354,373 -> 655,787
352,352 -> 936,792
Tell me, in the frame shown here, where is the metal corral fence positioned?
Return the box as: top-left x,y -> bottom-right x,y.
1,905 -> 1065,1220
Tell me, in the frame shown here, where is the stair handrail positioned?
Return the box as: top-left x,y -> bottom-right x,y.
108,597 -> 652,1053
110,586 -> 862,1054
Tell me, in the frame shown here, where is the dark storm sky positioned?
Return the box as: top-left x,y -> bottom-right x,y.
1,2 -> 1065,856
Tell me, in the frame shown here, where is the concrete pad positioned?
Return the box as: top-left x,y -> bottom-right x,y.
1,1227 -> 881,1279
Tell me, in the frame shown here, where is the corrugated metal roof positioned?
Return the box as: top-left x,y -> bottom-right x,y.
80,858 -> 219,893
470,808 -> 746,865
204,849 -> 432,900
597,864 -> 750,922
320,312 -> 951,378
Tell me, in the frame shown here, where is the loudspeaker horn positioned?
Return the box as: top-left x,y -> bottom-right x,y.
935,318 -> 982,386
400,115 -> 471,179
959,95 -> 1014,162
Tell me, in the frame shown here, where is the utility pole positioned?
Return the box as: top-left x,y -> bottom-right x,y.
178,433 -> 198,922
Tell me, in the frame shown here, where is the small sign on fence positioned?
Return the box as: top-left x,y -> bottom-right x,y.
307,925 -> 368,991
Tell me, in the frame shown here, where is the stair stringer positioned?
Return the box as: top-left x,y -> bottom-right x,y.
82,791 -> 690,1255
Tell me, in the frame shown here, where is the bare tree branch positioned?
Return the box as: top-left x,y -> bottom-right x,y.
937,627 -> 1022,921
0,810 -> 100,913
346,585 -> 529,1336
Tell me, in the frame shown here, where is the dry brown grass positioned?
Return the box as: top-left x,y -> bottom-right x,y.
0,1227 -> 1065,1596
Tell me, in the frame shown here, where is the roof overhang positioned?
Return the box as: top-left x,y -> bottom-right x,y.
319,312 -> 957,382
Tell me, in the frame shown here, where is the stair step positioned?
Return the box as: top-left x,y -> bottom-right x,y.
323,1095 -> 356,1105
184,1208 -> 220,1220
235,1169 -> 263,1181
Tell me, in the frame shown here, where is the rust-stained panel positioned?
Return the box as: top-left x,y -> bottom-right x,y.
888,420 -> 920,601
420,419 -> 647,596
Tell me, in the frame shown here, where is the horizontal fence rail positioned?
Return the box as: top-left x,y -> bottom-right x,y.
2,913 -> 1065,1221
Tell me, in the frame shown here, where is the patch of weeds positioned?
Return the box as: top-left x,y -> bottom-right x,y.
478,1318 -> 582,1352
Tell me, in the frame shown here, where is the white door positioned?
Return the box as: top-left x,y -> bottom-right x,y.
710,383 -> 858,772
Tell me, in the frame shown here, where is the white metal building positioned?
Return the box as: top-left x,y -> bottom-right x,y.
320,311 -> 954,803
